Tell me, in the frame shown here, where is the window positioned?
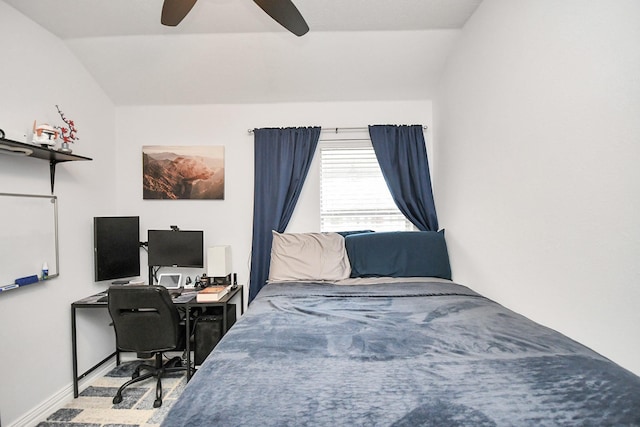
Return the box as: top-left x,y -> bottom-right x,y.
319,140 -> 415,232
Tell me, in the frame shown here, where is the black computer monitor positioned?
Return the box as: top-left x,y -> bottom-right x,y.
93,216 -> 141,282
147,230 -> 204,268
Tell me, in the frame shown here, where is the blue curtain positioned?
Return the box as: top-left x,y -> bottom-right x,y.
248,127 -> 321,302
368,124 -> 439,231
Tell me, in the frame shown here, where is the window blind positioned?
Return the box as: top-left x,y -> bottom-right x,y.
319,140 -> 415,232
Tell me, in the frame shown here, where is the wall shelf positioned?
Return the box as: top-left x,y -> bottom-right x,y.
0,137 -> 92,193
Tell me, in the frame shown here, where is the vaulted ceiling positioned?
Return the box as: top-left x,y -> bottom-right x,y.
3,0 -> 483,105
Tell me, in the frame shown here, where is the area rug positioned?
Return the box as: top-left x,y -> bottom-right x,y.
37,359 -> 187,427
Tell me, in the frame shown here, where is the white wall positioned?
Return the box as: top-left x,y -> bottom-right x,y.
435,0 -> 640,375
115,100 -> 433,299
0,3 -> 118,425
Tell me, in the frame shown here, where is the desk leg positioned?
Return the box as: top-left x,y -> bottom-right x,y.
71,305 -> 79,398
185,305 -> 193,381
71,304 -> 119,398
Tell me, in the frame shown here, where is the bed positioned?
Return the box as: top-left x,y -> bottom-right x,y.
163,231 -> 640,426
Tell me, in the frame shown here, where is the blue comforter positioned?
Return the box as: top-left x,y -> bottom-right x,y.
163,281 -> 640,426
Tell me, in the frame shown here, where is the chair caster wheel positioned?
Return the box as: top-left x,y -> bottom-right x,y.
153,399 -> 162,408
113,395 -> 123,404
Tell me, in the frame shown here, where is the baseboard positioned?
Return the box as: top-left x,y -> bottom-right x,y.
8,360 -> 117,427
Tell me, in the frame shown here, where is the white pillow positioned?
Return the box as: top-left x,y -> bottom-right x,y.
268,231 -> 351,282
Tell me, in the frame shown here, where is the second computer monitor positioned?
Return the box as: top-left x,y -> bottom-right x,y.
147,230 -> 204,268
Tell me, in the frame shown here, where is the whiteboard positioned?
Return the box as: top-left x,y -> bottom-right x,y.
0,193 -> 59,291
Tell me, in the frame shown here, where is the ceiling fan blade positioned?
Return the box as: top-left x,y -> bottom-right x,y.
253,0 -> 309,36
161,0 -> 198,26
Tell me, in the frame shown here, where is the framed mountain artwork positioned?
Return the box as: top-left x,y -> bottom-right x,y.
142,145 -> 225,200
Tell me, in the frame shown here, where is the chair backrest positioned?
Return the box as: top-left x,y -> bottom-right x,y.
107,285 -> 182,353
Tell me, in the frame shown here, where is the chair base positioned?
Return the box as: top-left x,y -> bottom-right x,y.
113,353 -> 186,408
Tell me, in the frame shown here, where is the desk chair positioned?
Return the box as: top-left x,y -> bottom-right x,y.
107,285 -> 186,408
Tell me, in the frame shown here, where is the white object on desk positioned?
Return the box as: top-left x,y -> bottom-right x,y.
207,246 -> 232,278
158,273 -> 182,289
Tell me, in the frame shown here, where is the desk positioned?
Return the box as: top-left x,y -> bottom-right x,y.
71,285 -> 244,398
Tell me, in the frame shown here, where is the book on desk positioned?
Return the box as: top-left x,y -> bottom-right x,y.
196,285 -> 230,302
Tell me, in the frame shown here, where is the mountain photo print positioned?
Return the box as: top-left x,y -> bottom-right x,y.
142,145 -> 225,200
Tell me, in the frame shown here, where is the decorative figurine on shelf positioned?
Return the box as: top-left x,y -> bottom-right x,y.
54,104 -> 79,153
32,121 -> 59,147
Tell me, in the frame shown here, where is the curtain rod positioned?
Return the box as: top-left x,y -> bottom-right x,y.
247,125 -> 428,135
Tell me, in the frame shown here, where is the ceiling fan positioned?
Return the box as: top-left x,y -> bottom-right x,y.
161,0 -> 309,36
